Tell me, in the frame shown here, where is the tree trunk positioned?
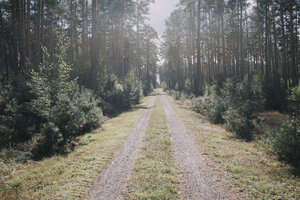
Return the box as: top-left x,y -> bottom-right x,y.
265,3 -> 270,77
191,3 -> 196,85
26,0 -> 31,59
12,0 -> 19,73
136,0 -> 140,78
121,0 -> 125,78
0,9 -> 9,81
272,14 -> 278,74
289,7 -> 296,86
90,0 -> 99,91
70,0 -> 77,62
217,11 -> 220,75
221,0 -> 226,77
18,0 -> 26,71
34,0 -> 42,70
195,0 -> 201,95
81,0 -> 88,55
146,38 -> 150,93
239,0 -> 243,78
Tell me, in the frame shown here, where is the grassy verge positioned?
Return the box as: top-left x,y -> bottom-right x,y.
0,96 -> 152,200
167,95 -> 300,200
125,96 -> 181,200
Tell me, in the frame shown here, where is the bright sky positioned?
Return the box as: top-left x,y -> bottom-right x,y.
147,0 -> 180,37
147,0 -> 255,37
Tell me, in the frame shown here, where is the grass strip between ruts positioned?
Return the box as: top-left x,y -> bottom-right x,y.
125,96 -> 181,200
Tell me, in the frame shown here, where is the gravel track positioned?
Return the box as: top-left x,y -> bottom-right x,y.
160,95 -> 241,200
86,96 -> 156,200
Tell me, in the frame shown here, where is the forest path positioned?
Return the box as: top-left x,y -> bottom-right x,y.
86,96 -> 156,200
160,94 -> 240,200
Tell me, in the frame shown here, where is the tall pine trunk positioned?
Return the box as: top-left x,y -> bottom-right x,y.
221,0 -> 226,77
239,0 -> 243,78
194,0 -> 201,95
81,0 -> 88,55
26,0 -> 31,59
90,0 -> 99,91
136,0 -> 141,79
12,0 -> 19,73
18,0 -> 26,70
34,0 -> 42,71
265,3 -> 270,77
289,7 -> 297,86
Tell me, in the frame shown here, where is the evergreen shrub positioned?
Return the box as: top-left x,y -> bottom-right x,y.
0,41 -> 104,155
160,81 -> 167,91
98,70 -> 143,111
268,119 -> 300,169
223,104 -> 255,141
262,74 -> 287,110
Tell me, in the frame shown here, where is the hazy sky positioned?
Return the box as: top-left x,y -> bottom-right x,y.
147,0 -> 180,37
147,0 -> 255,37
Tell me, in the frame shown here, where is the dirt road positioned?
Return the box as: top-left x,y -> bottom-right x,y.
86,93 -> 240,200
160,95 -> 240,200
86,96 -> 156,200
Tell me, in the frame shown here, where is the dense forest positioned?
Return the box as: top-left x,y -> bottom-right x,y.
160,0 -> 299,168
160,0 -> 299,91
0,0 -> 158,155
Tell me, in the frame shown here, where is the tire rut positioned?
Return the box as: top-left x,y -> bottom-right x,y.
86,96 -> 156,200
160,95 -> 241,200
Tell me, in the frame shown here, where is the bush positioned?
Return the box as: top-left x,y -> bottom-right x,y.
291,83 -> 300,103
207,96 -> 227,124
220,76 -> 263,108
190,97 -> 206,114
98,71 -> 143,112
191,95 -> 226,124
168,90 -> 181,100
98,74 -> 125,110
262,74 -> 287,110
29,44 -> 104,148
161,81 -> 167,91
59,87 -> 104,134
124,70 -> 144,105
190,97 -> 205,114
184,79 -> 193,94
268,119 -> 300,169
179,92 -> 186,102
223,105 -> 255,140
51,93 -> 86,137
0,41 -> 104,155
0,77 -> 38,145
76,88 -> 104,130
42,122 -> 63,153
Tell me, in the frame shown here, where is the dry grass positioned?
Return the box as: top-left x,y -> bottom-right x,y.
257,111 -> 290,131
0,96 -> 152,200
167,96 -> 300,200
124,96 -> 181,200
